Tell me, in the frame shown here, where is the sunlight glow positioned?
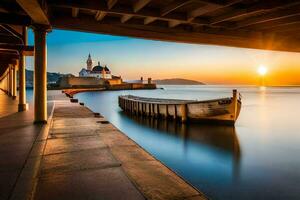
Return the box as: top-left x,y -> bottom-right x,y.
258,65 -> 268,76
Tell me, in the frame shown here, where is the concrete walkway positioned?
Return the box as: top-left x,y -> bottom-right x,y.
0,90 -> 53,200
0,90 -> 206,200
0,90 -> 18,117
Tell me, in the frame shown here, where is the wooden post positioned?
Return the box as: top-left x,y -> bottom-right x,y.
133,101 -> 136,115
232,89 -> 238,120
165,104 -> 169,119
181,104 -> 187,123
174,105 -> 177,120
130,101 -> 132,113
152,104 -> 155,118
141,103 -> 144,116
33,25 -> 48,123
124,99 -> 126,111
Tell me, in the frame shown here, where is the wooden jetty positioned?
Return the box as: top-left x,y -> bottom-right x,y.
119,90 -> 242,125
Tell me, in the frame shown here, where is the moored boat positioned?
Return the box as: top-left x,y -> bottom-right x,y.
118,90 -> 242,125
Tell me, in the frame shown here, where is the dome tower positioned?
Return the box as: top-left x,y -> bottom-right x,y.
86,53 -> 93,71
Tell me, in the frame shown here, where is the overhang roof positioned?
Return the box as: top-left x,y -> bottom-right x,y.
0,0 -> 300,78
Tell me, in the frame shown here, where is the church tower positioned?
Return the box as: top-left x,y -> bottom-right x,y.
86,53 -> 93,71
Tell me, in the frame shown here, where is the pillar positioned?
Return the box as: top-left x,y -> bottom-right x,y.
9,65 -> 13,96
12,65 -> 17,98
19,27 -> 28,111
33,26 -> 48,123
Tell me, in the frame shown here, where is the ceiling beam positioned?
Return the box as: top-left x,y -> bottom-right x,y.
161,0 -> 192,16
121,15 -> 133,23
210,0 -> 300,25
0,12 -> 31,26
0,43 -> 34,52
49,0 -> 209,26
0,24 -> 23,43
144,17 -> 157,25
0,35 -> 23,44
122,0 -> 152,23
187,0 -> 242,21
51,15 -> 300,52
0,59 -> 18,65
233,5 -> 300,29
72,8 -> 79,18
0,54 -> 19,60
250,15 -> 300,30
107,0 -> 118,9
16,0 -> 50,25
133,0 -> 152,13
168,20 -> 181,28
95,11 -> 107,21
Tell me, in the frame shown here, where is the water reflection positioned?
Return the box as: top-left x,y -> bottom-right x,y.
121,112 -> 241,181
76,87 -> 300,199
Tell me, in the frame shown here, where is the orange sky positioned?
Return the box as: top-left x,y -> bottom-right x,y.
27,30 -> 300,85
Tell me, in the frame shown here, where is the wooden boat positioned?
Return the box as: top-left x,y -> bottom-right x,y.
118,89 -> 242,125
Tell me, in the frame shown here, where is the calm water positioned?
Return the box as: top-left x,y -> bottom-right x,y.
75,85 -> 300,200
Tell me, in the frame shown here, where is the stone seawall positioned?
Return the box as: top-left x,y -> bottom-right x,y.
58,77 -> 106,88
107,83 -> 156,90
63,83 -> 157,97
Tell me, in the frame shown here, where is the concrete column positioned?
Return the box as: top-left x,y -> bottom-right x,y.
12,65 -> 17,98
9,66 -> 13,96
33,26 -> 48,123
19,27 -> 28,111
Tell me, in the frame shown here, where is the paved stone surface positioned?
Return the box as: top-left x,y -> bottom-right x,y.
33,97 -> 145,200
34,92 -> 206,200
0,90 -> 207,200
0,90 -> 18,117
0,90 -> 53,200
35,167 -> 143,200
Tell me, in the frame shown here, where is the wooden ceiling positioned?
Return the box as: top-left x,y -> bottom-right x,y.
0,0 -> 300,78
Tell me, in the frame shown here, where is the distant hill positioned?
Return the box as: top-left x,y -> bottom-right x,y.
153,78 -> 205,85
26,69 -> 74,87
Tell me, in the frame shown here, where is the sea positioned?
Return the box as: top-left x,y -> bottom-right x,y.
51,85 -> 300,199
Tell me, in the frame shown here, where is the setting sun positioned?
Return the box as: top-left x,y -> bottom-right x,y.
258,65 -> 268,76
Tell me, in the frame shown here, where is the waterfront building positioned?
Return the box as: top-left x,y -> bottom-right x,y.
79,54 -> 112,79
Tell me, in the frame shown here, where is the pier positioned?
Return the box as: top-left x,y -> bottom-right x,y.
119,95 -> 190,123
118,91 -> 241,125
0,1 -> 299,199
0,90 -> 206,200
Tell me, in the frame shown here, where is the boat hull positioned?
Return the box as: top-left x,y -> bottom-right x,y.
118,90 -> 242,125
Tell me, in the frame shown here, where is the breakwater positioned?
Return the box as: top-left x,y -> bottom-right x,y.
63,83 -> 156,97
